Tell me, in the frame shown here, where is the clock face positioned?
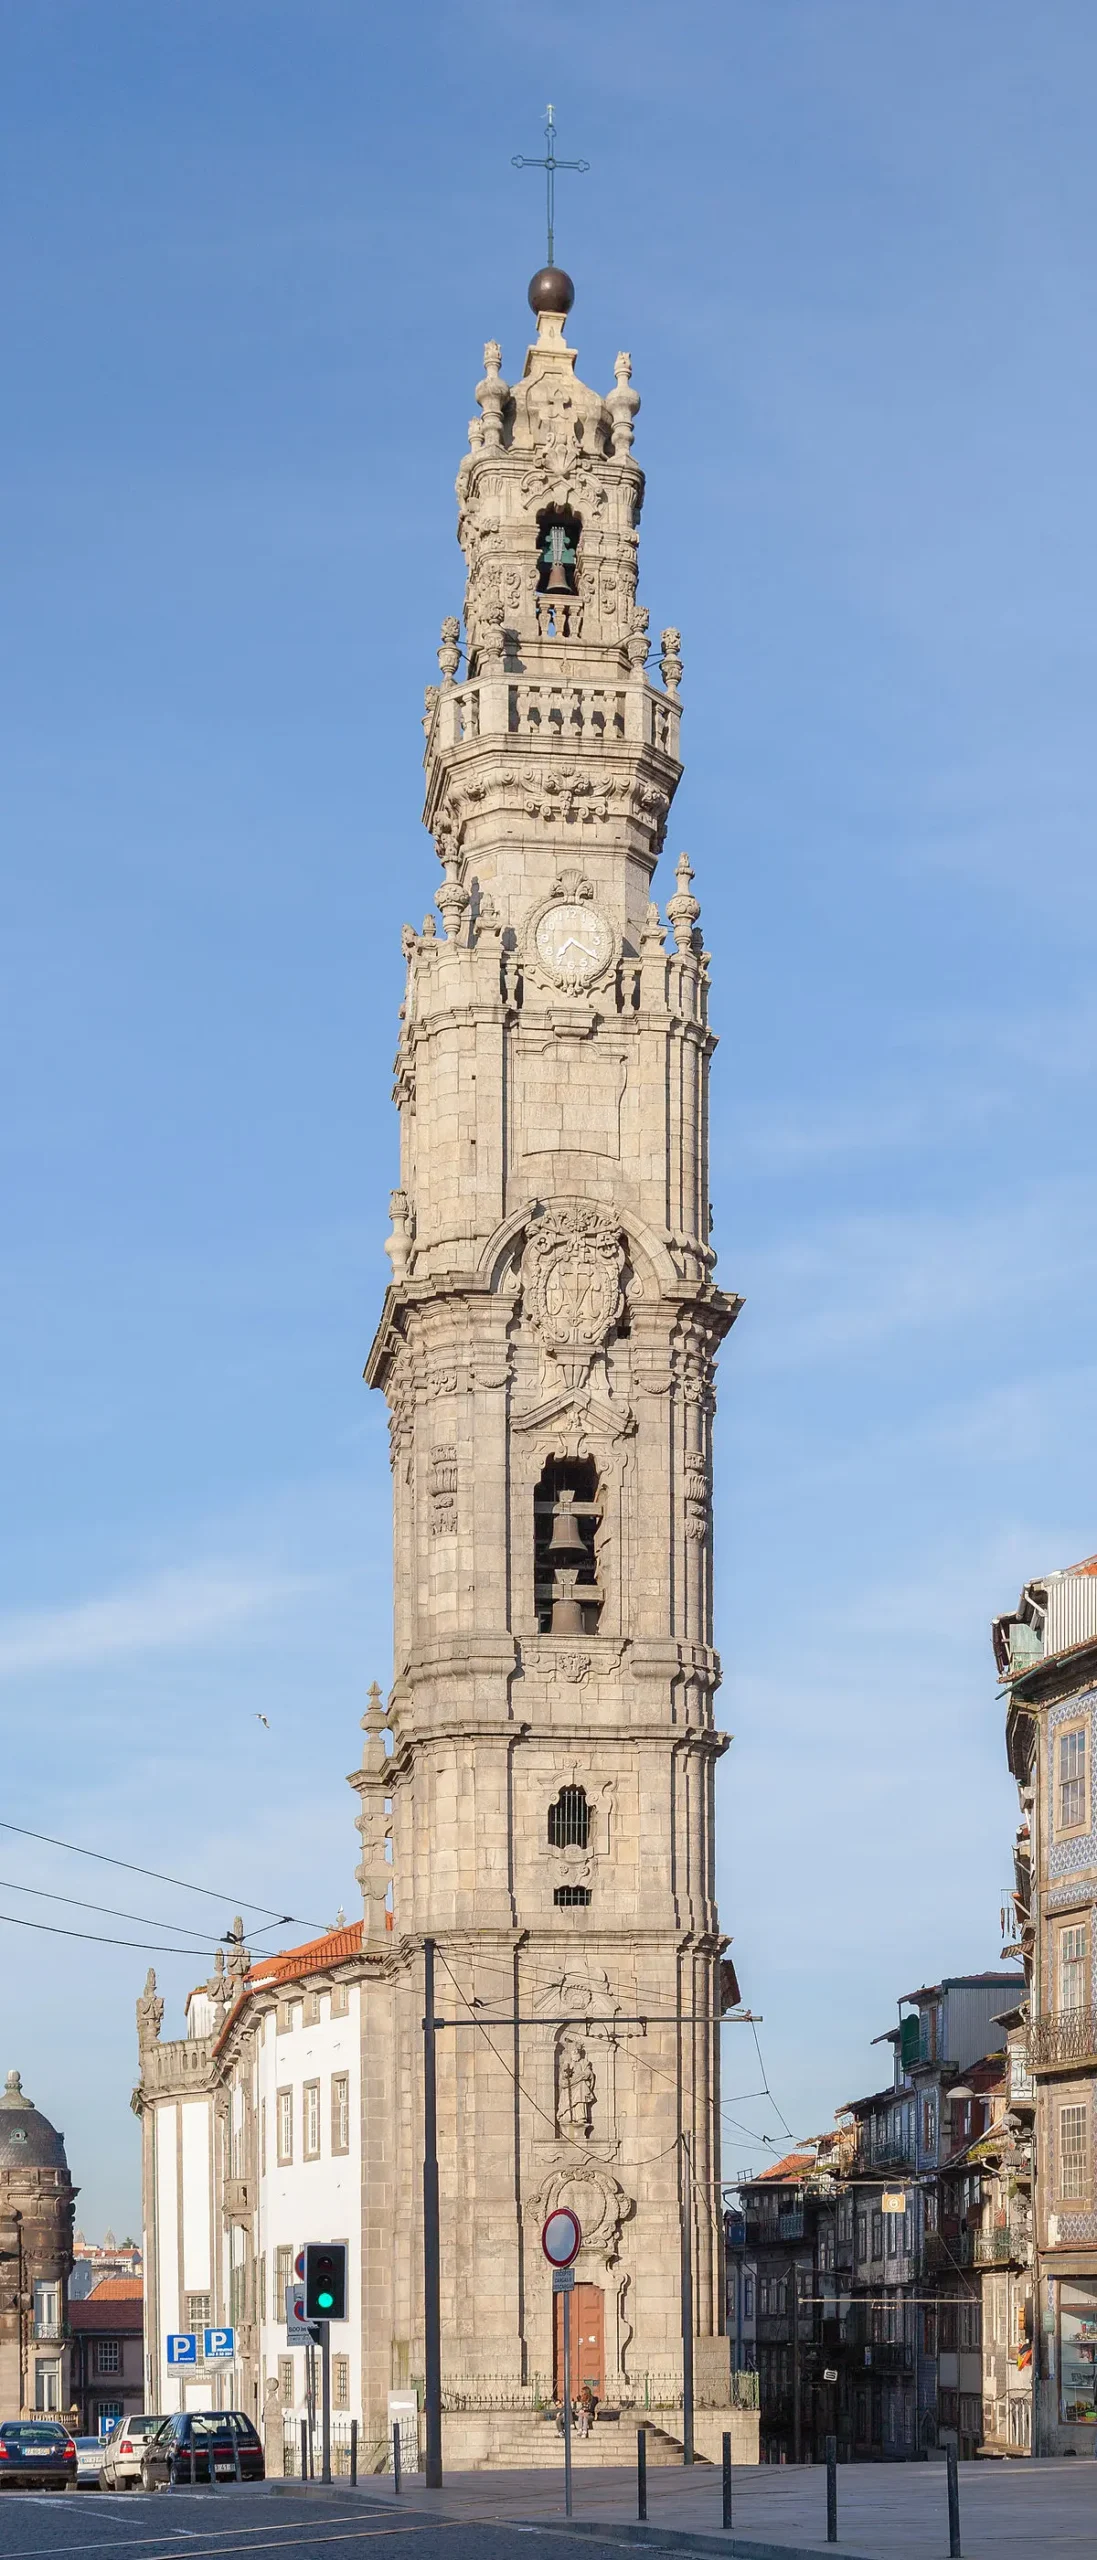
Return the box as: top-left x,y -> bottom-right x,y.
533,901 -> 616,988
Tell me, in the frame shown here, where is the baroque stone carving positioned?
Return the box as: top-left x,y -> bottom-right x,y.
136,1968 -> 164,2048
522,1205 -> 624,1370
429,1442 -> 458,1536
557,2031 -> 597,2139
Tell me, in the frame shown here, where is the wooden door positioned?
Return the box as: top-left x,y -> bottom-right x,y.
554,2285 -> 605,2400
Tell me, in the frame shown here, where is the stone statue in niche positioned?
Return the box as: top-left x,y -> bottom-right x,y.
558,2031 -> 597,2139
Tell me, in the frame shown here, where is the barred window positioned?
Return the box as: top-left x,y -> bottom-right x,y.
333,2355 -> 350,2409
548,1787 -> 590,1849
1059,1728 -> 1087,1832
303,2080 -> 321,2161
186,2293 -> 211,2333
95,2339 -> 121,2375
1060,2102 -> 1088,2200
331,2074 -> 350,2156
554,1885 -> 592,1907
277,2090 -> 293,2164
274,2246 -> 295,2310
277,2357 -> 294,2405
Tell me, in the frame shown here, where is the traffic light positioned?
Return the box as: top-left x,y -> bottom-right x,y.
302,2241 -> 347,2322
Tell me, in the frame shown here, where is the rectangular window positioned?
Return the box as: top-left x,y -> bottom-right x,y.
274,2244 -> 294,2302
1060,2101 -> 1088,2200
186,2293 -> 211,2334
305,1992 -> 321,2027
1058,1727 -> 1088,1834
1060,1923 -> 1087,2014
261,2098 -> 267,2173
34,2363 -> 61,2411
95,2337 -> 122,2375
333,2355 -> 350,2409
230,2262 -> 247,2325
278,2356 -> 294,2406
331,1982 -> 349,2018
871,2211 -> 883,2260
759,2279 -> 770,2316
303,2081 -> 321,2161
1060,2279 -> 1097,2423
331,2073 -> 350,2156
855,2212 -> 868,2264
33,2281 -> 60,2337
923,2307 -> 937,2357
743,2276 -> 755,2319
277,2089 -> 294,2165
257,2257 -> 266,2324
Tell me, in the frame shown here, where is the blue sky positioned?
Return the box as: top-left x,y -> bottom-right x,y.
3,1 -> 1096,2231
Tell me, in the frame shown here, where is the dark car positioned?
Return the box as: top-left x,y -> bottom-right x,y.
0,2421 -> 78,2489
139,2411 -> 265,2490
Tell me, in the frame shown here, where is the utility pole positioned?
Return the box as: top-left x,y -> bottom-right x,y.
790,2257 -> 801,2463
423,1939 -> 443,2490
680,2131 -> 695,2464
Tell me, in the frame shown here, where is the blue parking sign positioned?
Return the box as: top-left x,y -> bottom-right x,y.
167,2333 -> 197,2366
204,2326 -> 235,2362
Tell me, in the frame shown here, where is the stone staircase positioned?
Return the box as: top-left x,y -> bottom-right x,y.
441,2406 -> 709,2470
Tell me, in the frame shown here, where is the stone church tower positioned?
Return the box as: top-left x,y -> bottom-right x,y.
360,265 -> 740,2454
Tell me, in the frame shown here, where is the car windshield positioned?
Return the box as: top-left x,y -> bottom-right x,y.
127,2417 -> 164,2436
1,2424 -> 65,2443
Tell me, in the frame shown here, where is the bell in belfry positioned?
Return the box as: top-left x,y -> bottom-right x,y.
546,1487 -> 583,1557
550,1567 -> 586,1634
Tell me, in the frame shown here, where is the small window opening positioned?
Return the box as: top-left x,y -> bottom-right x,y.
554,1886 -> 592,1908
537,509 -> 581,595
548,1786 -> 590,1850
534,1457 -> 601,1634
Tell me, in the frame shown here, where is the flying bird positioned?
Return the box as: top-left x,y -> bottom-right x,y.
255,1713 -> 270,1729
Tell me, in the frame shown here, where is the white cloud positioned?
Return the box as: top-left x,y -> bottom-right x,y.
0,1563 -> 320,1680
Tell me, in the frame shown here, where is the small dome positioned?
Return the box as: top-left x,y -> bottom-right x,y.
0,2070 -> 69,2170
528,266 -> 575,317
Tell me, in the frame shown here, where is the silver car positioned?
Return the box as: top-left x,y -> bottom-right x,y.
73,2437 -> 106,2489
100,2415 -> 166,2491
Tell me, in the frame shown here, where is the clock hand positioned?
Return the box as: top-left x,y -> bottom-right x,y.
557,937 -> 597,961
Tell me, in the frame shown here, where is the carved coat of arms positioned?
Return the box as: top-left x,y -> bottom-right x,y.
523,1204 -> 624,1358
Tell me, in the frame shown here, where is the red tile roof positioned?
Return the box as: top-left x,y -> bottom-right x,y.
752,2150 -> 816,2184
248,1921 -> 365,1985
69,2297 -> 142,2334
86,2277 -> 143,2301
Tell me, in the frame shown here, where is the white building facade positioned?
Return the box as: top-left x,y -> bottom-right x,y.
136,1923 -> 367,2450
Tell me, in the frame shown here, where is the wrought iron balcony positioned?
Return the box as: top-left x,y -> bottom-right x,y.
1028,2008 -> 1097,2070
973,2226 -> 1027,2266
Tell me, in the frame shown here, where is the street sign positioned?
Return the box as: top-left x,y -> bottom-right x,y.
881,2191 -> 906,2214
295,2251 -> 306,2280
823,2367 -> 838,2384
541,2207 -> 582,2269
167,2333 -> 197,2367
285,2285 -> 322,2346
203,2327 -> 235,2362
551,2266 -> 575,2294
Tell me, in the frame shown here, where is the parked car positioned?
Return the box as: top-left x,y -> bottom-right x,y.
73,2436 -> 106,2488
100,2414 -> 166,2492
0,2421 -> 78,2489
139,2412 -> 265,2490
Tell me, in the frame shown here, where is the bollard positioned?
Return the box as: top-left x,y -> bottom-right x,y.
190,2437 -> 196,2489
300,2417 -> 308,2482
721,2431 -> 732,2531
350,2418 -> 358,2486
637,2423 -> 647,2521
946,2442 -> 962,2559
233,2429 -> 241,2484
825,2433 -> 837,2545
393,2421 -> 402,2495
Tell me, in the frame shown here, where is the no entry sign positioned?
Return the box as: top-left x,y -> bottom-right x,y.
541,2207 -> 582,2269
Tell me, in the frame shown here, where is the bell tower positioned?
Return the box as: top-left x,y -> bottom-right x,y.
360,265 -> 740,2450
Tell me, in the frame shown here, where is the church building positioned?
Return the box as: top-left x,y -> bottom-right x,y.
137,261 -> 747,2469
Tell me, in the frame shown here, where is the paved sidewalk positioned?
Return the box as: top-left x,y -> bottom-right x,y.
343,2456 -> 1097,2557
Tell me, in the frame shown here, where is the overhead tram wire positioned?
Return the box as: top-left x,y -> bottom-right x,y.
0,1910 -> 233,1956
0,1873 -> 299,1945
433,1945 -> 685,2171
0,1819 -> 324,1933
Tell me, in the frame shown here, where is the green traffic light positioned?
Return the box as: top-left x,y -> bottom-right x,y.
318,2290 -> 334,2309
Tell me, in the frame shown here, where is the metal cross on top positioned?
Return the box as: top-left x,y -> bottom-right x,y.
512,104 -> 589,269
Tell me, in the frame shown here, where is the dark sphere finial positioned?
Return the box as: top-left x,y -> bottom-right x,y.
528,266 -> 575,318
